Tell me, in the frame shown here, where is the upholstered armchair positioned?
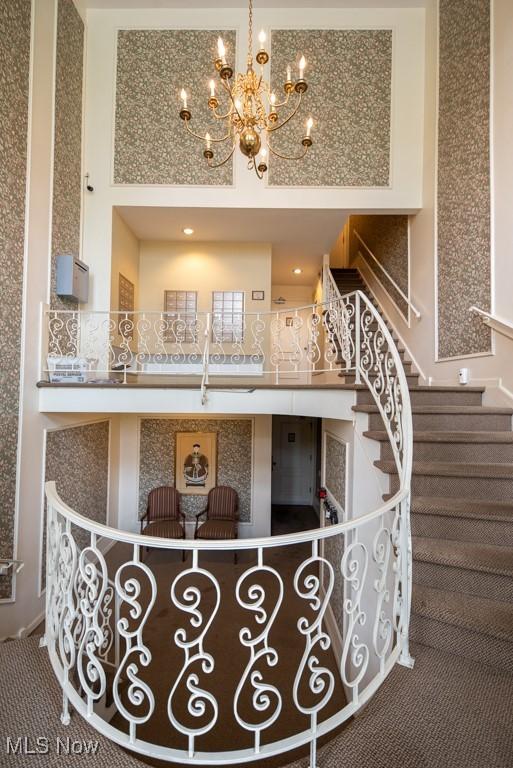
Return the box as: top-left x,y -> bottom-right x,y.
141,486 -> 185,558
194,486 -> 239,550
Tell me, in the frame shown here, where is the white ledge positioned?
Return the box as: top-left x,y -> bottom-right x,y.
38,384 -> 357,418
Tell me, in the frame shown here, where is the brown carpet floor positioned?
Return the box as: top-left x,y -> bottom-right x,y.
1,636 -> 512,768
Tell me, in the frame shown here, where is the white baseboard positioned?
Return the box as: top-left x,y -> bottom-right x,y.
0,608 -> 45,643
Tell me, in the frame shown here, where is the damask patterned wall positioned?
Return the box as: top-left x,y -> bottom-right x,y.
437,0 -> 491,359
323,433 -> 347,631
349,215 -> 409,318
269,29 -> 392,187
114,30 -> 236,185
51,0 -> 84,310
0,0 -> 31,600
138,419 -> 252,522
42,421 -> 110,588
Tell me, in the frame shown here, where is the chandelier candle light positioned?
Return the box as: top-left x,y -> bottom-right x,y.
179,0 -> 314,179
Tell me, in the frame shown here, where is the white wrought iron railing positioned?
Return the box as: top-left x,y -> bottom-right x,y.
42,299 -> 355,388
352,229 -> 421,322
42,287 -> 413,766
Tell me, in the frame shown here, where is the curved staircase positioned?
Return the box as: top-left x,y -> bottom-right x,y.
332,268 -> 513,673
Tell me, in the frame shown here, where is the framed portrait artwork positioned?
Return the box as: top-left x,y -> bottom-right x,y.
176,432 -> 217,495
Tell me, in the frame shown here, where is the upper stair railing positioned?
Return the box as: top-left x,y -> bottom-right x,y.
42,284 -> 413,767
352,230 -> 421,322
469,305 -> 513,343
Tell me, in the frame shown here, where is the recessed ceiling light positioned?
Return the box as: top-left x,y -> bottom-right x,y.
183,227 -> 194,235
292,267 -> 302,274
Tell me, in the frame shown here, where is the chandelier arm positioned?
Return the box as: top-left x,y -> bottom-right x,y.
220,77 -> 244,124
272,91 -> 291,109
261,79 -> 291,109
266,90 -> 303,133
184,119 -> 231,144
207,142 -> 236,169
212,104 -> 234,120
267,140 -> 309,162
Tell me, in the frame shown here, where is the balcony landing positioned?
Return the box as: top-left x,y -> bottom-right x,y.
37,379 -> 358,416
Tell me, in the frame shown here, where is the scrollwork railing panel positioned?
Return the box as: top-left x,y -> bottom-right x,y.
168,557 -> 221,756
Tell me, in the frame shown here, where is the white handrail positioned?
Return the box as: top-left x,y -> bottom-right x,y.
353,230 -> 421,320
45,480 -> 408,551
469,306 -> 513,342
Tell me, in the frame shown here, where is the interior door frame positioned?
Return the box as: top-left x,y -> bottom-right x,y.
271,415 -> 317,506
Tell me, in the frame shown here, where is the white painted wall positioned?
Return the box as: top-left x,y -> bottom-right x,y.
139,241 -> 272,314
116,413 -> 273,538
81,5 -> 426,311
357,0 -> 513,404
271,283 -> 316,308
111,207 -> 140,310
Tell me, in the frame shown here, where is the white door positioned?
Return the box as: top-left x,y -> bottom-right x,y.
271,417 -> 315,505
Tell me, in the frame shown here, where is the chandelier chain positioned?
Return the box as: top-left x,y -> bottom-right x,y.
247,0 -> 253,66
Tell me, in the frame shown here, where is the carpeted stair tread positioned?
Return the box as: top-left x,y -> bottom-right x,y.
365,430 -> 513,443
412,536 -> 513,577
357,385 -> 485,394
375,460 -> 513,478
412,496 -> 513,523
354,404 -> 513,415
412,584 -> 513,643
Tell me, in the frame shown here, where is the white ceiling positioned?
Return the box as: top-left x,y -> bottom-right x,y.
77,0 -> 428,9
116,206 -> 346,286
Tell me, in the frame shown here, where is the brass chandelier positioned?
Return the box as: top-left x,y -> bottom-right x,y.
179,0 -> 314,179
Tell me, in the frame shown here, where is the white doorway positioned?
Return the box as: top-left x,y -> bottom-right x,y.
271,416 -> 317,505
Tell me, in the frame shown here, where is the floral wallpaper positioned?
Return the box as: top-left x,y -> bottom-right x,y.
323,432 -> 347,632
41,421 -> 110,589
437,0 -> 491,358
268,29 -> 392,187
0,0 -> 31,600
349,215 -> 409,318
114,29 -> 236,185
323,535 -> 344,631
325,433 -> 346,509
50,0 -> 84,311
138,418 -> 252,522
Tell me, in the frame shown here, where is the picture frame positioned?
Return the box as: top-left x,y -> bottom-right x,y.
175,432 -> 217,495
252,290 -> 265,300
